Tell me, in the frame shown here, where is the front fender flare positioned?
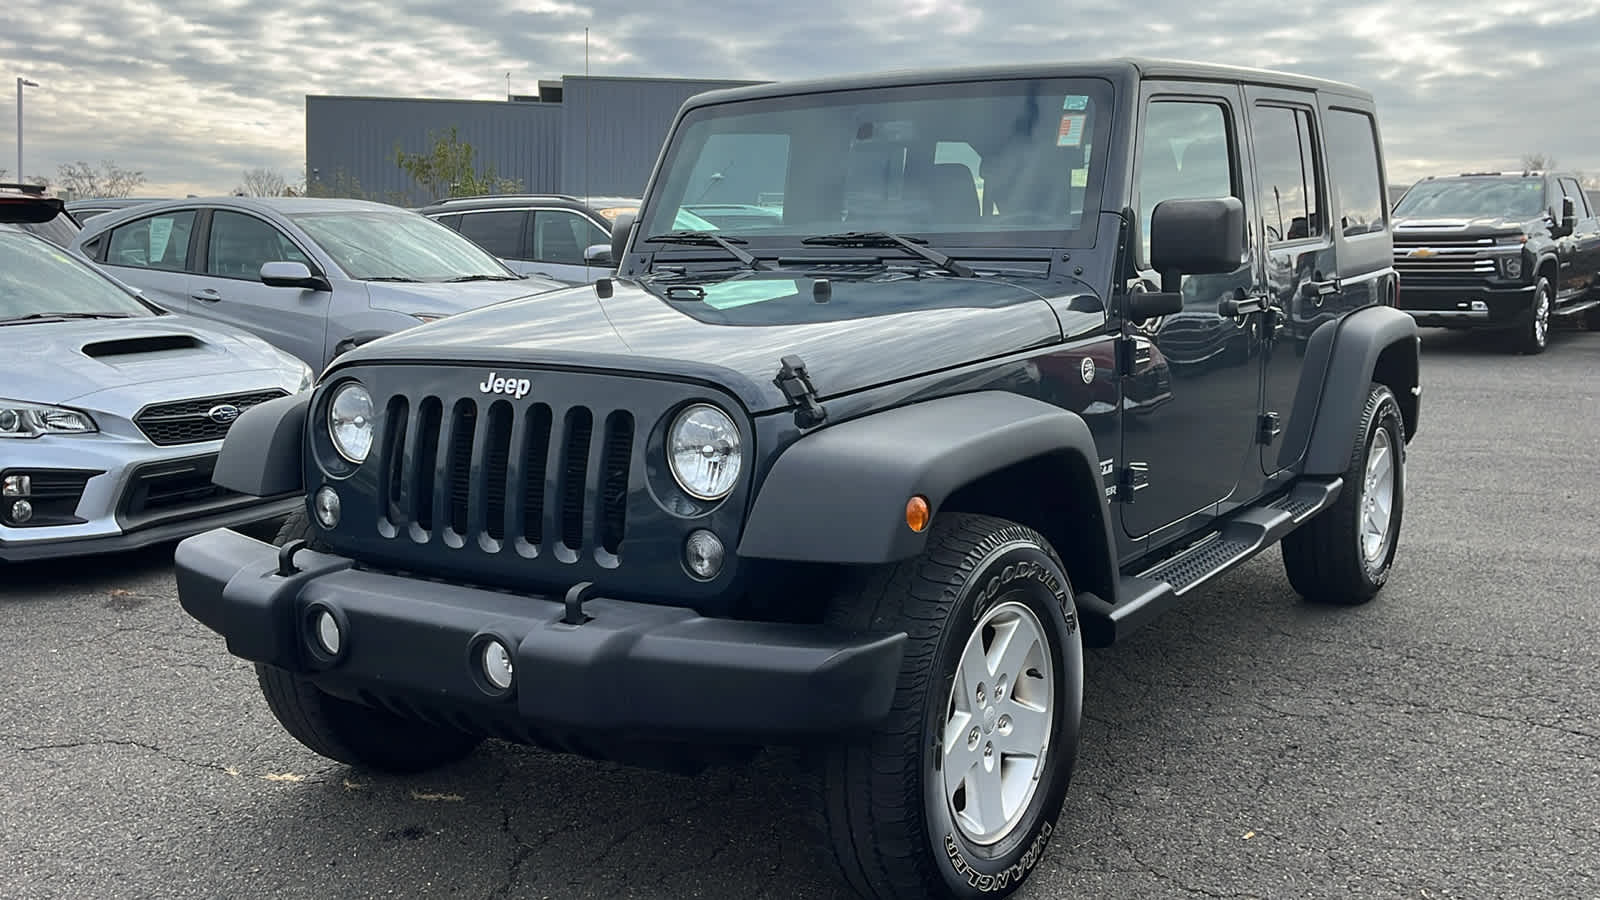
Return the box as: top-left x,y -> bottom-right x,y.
737,391 -> 1117,570
212,392 -> 309,497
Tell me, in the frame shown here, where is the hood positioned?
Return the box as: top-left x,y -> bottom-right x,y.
0,313 -> 302,406
334,271 -> 1071,412
365,276 -> 566,315
1392,214 -> 1545,238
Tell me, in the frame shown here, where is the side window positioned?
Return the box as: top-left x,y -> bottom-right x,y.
532,211 -> 599,266
105,211 -> 196,271
433,214 -> 462,230
1559,178 -> 1591,217
206,211 -> 310,278
1137,100 -> 1237,261
456,211 -> 527,259
1252,104 -> 1324,243
1323,109 -> 1386,237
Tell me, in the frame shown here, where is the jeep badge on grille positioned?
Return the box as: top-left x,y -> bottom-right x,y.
479,372 -> 532,399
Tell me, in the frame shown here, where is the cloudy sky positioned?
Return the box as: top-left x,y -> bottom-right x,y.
4,0 -> 1599,196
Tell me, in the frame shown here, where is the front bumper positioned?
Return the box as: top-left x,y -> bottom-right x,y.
174,528 -> 907,744
1397,282 -> 1536,327
0,440 -> 298,562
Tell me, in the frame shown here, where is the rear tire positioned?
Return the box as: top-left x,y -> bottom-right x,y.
810,513 -> 1083,899
1282,382 -> 1405,604
254,508 -> 484,774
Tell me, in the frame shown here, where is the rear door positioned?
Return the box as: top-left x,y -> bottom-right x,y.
189,208 -> 332,367
454,209 -> 535,275
1318,101 -> 1393,316
1243,87 -> 1338,476
1557,177 -> 1600,298
96,208 -> 202,313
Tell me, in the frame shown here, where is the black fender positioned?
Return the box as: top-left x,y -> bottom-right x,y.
737,390 -> 1120,586
1299,304 -> 1420,476
212,392 -> 309,497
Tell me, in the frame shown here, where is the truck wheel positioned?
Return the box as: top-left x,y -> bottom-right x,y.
1281,382 -> 1405,605
253,509 -> 484,775
812,513 -> 1082,899
1509,276 -> 1552,354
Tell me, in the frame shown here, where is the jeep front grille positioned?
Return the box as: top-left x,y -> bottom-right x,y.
377,394 -> 635,560
134,389 -> 288,446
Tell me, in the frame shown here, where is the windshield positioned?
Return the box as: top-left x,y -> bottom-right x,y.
0,230 -> 153,320
637,76 -> 1111,248
1393,178 -> 1548,220
289,209 -> 517,281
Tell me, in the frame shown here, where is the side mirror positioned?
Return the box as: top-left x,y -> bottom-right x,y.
583,243 -> 613,267
1559,196 -> 1578,235
610,212 -> 637,268
1127,197 -> 1245,323
260,261 -> 328,291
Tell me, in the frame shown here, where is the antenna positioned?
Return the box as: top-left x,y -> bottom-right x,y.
584,27 -> 591,203
506,71 -> 511,100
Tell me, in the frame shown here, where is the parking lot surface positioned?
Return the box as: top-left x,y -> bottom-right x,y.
3,325 -> 1598,900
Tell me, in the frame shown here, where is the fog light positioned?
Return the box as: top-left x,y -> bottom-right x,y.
481,639 -> 514,690
313,486 -> 340,528
1471,300 -> 1489,312
314,610 -> 342,656
9,499 -> 32,524
2,475 -> 29,497
684,529 -> 725,580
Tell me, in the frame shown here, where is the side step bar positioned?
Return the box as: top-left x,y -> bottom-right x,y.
1553,297 -> 1600,319
1076,477 -> 1343,647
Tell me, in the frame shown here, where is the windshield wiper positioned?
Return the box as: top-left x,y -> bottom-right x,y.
439,274 -> 522,283
0,311 -> 135,324
363,276 -> 424,283
800,231 -> 976,278
643,230 -> 768,270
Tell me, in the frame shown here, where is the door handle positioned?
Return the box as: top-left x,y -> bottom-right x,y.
1218,291 -> 1268,317
1300,278 -> 1341,300
190,289 -> 221,302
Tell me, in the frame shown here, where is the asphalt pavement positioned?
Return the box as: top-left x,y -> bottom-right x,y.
3,323 -> 1598,900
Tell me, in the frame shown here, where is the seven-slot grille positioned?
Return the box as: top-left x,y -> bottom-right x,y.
376,394 -> 635,560
134,389 -> 288,446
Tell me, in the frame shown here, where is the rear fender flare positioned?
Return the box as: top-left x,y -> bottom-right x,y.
1301,305 -> 1420,476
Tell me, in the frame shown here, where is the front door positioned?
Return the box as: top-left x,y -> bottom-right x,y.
191,209 -> 333,368
1557,177 -> 1600,299
1244,88 -> 1339,477
1120,83 -> 1261,540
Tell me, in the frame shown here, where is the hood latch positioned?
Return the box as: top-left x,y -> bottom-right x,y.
774,354 -> 828,429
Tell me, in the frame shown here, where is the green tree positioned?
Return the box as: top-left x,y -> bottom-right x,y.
394,127 -> 523,202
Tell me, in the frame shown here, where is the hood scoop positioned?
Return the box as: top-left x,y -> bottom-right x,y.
81,334 -> 205,359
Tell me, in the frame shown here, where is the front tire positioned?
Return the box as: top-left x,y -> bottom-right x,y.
1282,382 -> 1406,604
254,509 -> 484,775
1509,276 -> 1552,354
812,514 -> 1083,899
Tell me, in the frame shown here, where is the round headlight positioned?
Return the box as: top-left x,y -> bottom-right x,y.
667,404 -> 742,500
328,383 -> 374,464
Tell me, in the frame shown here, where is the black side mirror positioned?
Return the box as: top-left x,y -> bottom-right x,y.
610,212 -> 637,268
1559,196 -> 1578,235
260,261 -> 330,291
1127,197 -> 1245,323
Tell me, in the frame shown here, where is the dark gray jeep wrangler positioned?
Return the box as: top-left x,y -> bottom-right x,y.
175,57 -> 1420,899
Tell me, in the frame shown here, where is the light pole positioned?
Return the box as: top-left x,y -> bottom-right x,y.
16,77 -> 38,183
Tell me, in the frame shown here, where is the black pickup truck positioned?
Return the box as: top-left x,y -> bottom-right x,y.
1390,171 -> 1600,352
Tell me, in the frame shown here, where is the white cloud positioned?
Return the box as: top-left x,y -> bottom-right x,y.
3,0 -> 1598,195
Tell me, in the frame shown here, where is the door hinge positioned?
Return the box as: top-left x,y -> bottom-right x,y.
1257,412 -> 1283,446
1116,463 -> 1150,503
774,354 -> 828,429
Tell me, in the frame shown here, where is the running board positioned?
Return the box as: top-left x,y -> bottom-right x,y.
1553,297 -> 1600,318
1076,477 -> 1343,647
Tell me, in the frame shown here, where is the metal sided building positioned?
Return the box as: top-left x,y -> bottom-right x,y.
305,75 -> 761,207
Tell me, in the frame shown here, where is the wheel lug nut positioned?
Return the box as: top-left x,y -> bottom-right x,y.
968,727 -> 980,748
984,743 -> 993,759
976,684 -> 986,704
998,714 -> 1011,732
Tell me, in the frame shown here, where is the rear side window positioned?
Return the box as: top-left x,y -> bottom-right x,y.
532,211 -> 606,265
106,211 -> 196,270
1252,104 -> 1324,243
1323,109 -> 1386,237
457,210 -> 527,259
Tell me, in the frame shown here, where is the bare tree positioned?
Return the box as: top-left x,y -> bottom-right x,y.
55,160 -> 146,198
237,167 -> 289,197
0,167 -> 7,182
1520,153 -> 1557,172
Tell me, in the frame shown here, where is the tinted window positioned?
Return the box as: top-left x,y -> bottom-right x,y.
533,211 -> 604,265
206,211 -> 310,278
1323,109 -> 1386,237
1392,177 -> 1546,219
1253,104 -> 1323,243
15,216 -> 80,247
1559,178 -> 1591,217
106,211 -> 196,270
1137,100 -> 1237,260
457,210 -> 527,259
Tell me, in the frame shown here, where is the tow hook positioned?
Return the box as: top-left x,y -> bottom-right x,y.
277,539 -> 308,576
562,581 -> 597,626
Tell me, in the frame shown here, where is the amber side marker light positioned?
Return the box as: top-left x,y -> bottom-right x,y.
906,495 -> 930,532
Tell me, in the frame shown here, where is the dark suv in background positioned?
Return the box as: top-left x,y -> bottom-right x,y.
0,183 -> 81,246
1390,171 -> 1600,352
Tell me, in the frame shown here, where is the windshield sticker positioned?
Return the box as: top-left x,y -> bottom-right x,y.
700,280 -> 799,310
148,218 -> 173,262
1057,115 -> 1086,147
1062,95 -> 1089,111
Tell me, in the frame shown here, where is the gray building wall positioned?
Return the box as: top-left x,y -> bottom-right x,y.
305,96 -> 564,206
557,76 -> 761,198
